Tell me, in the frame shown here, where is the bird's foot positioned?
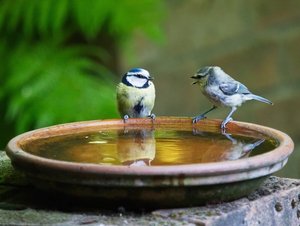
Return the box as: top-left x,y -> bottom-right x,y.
221,117 -> 233,130
123,115 -> 129,123
221,130 -> 237,144
192,114 -> 207,124
148,113 -> 156,122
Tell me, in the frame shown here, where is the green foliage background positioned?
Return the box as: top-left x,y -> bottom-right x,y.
0,0 -> 164,148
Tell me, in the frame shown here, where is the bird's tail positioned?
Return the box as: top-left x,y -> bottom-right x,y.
250,94 -> 273,105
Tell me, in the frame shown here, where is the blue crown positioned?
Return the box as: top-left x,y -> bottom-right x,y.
129,68 -> 143,73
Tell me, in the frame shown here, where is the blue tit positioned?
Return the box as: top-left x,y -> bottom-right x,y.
116,68 -> 156,121
191,66 -> 273,129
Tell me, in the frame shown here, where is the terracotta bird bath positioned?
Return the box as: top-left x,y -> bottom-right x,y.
5,117 -> 294,208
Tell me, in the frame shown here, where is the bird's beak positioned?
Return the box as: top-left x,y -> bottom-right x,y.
191,73 -> 204,79
148,76 -> 154,81
190,75 -> 200,84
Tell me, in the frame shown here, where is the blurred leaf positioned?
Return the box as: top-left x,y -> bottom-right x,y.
0,0 -> 165,143
72,0 -> 113,39
0,1 -> 11,31
5,0 -> 25,32
37,0 -> 70,36
0,0 -> 164,41
23,0 -> 36,37
109,0 -> 164,41
37,0 -> 53,35
51,0 -> 69,33
4,41 -> 118,132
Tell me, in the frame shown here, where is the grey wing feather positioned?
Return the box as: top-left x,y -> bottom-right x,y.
219,82 -> 251,95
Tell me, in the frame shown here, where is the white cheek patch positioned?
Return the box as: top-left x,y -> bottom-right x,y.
127,76 -> 147,88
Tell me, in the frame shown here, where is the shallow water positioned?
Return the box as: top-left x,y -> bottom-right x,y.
23,128 -> 278,166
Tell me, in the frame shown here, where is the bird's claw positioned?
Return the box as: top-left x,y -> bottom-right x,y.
123,115 -> 129,123
192,115 -> 207,124
149,113 -> 156,120
148,113 -> 156,122
221,117 -> 233,130
222,130 -> 237,144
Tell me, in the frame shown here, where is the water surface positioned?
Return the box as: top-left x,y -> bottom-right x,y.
23,128 -> 278,166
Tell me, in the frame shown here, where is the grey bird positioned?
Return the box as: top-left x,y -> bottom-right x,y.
191,66 -> 273,129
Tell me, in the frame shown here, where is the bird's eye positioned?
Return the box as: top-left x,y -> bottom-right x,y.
136,74 -> 143,78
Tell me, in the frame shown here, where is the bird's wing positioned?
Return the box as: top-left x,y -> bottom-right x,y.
219,82 -> 250,95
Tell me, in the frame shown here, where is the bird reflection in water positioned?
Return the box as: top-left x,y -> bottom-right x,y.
221,131 -> 265,160
117,128 -> 155,167
192,128 -> 265,161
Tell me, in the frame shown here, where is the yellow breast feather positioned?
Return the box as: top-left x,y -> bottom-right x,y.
116,82 -> 155,118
